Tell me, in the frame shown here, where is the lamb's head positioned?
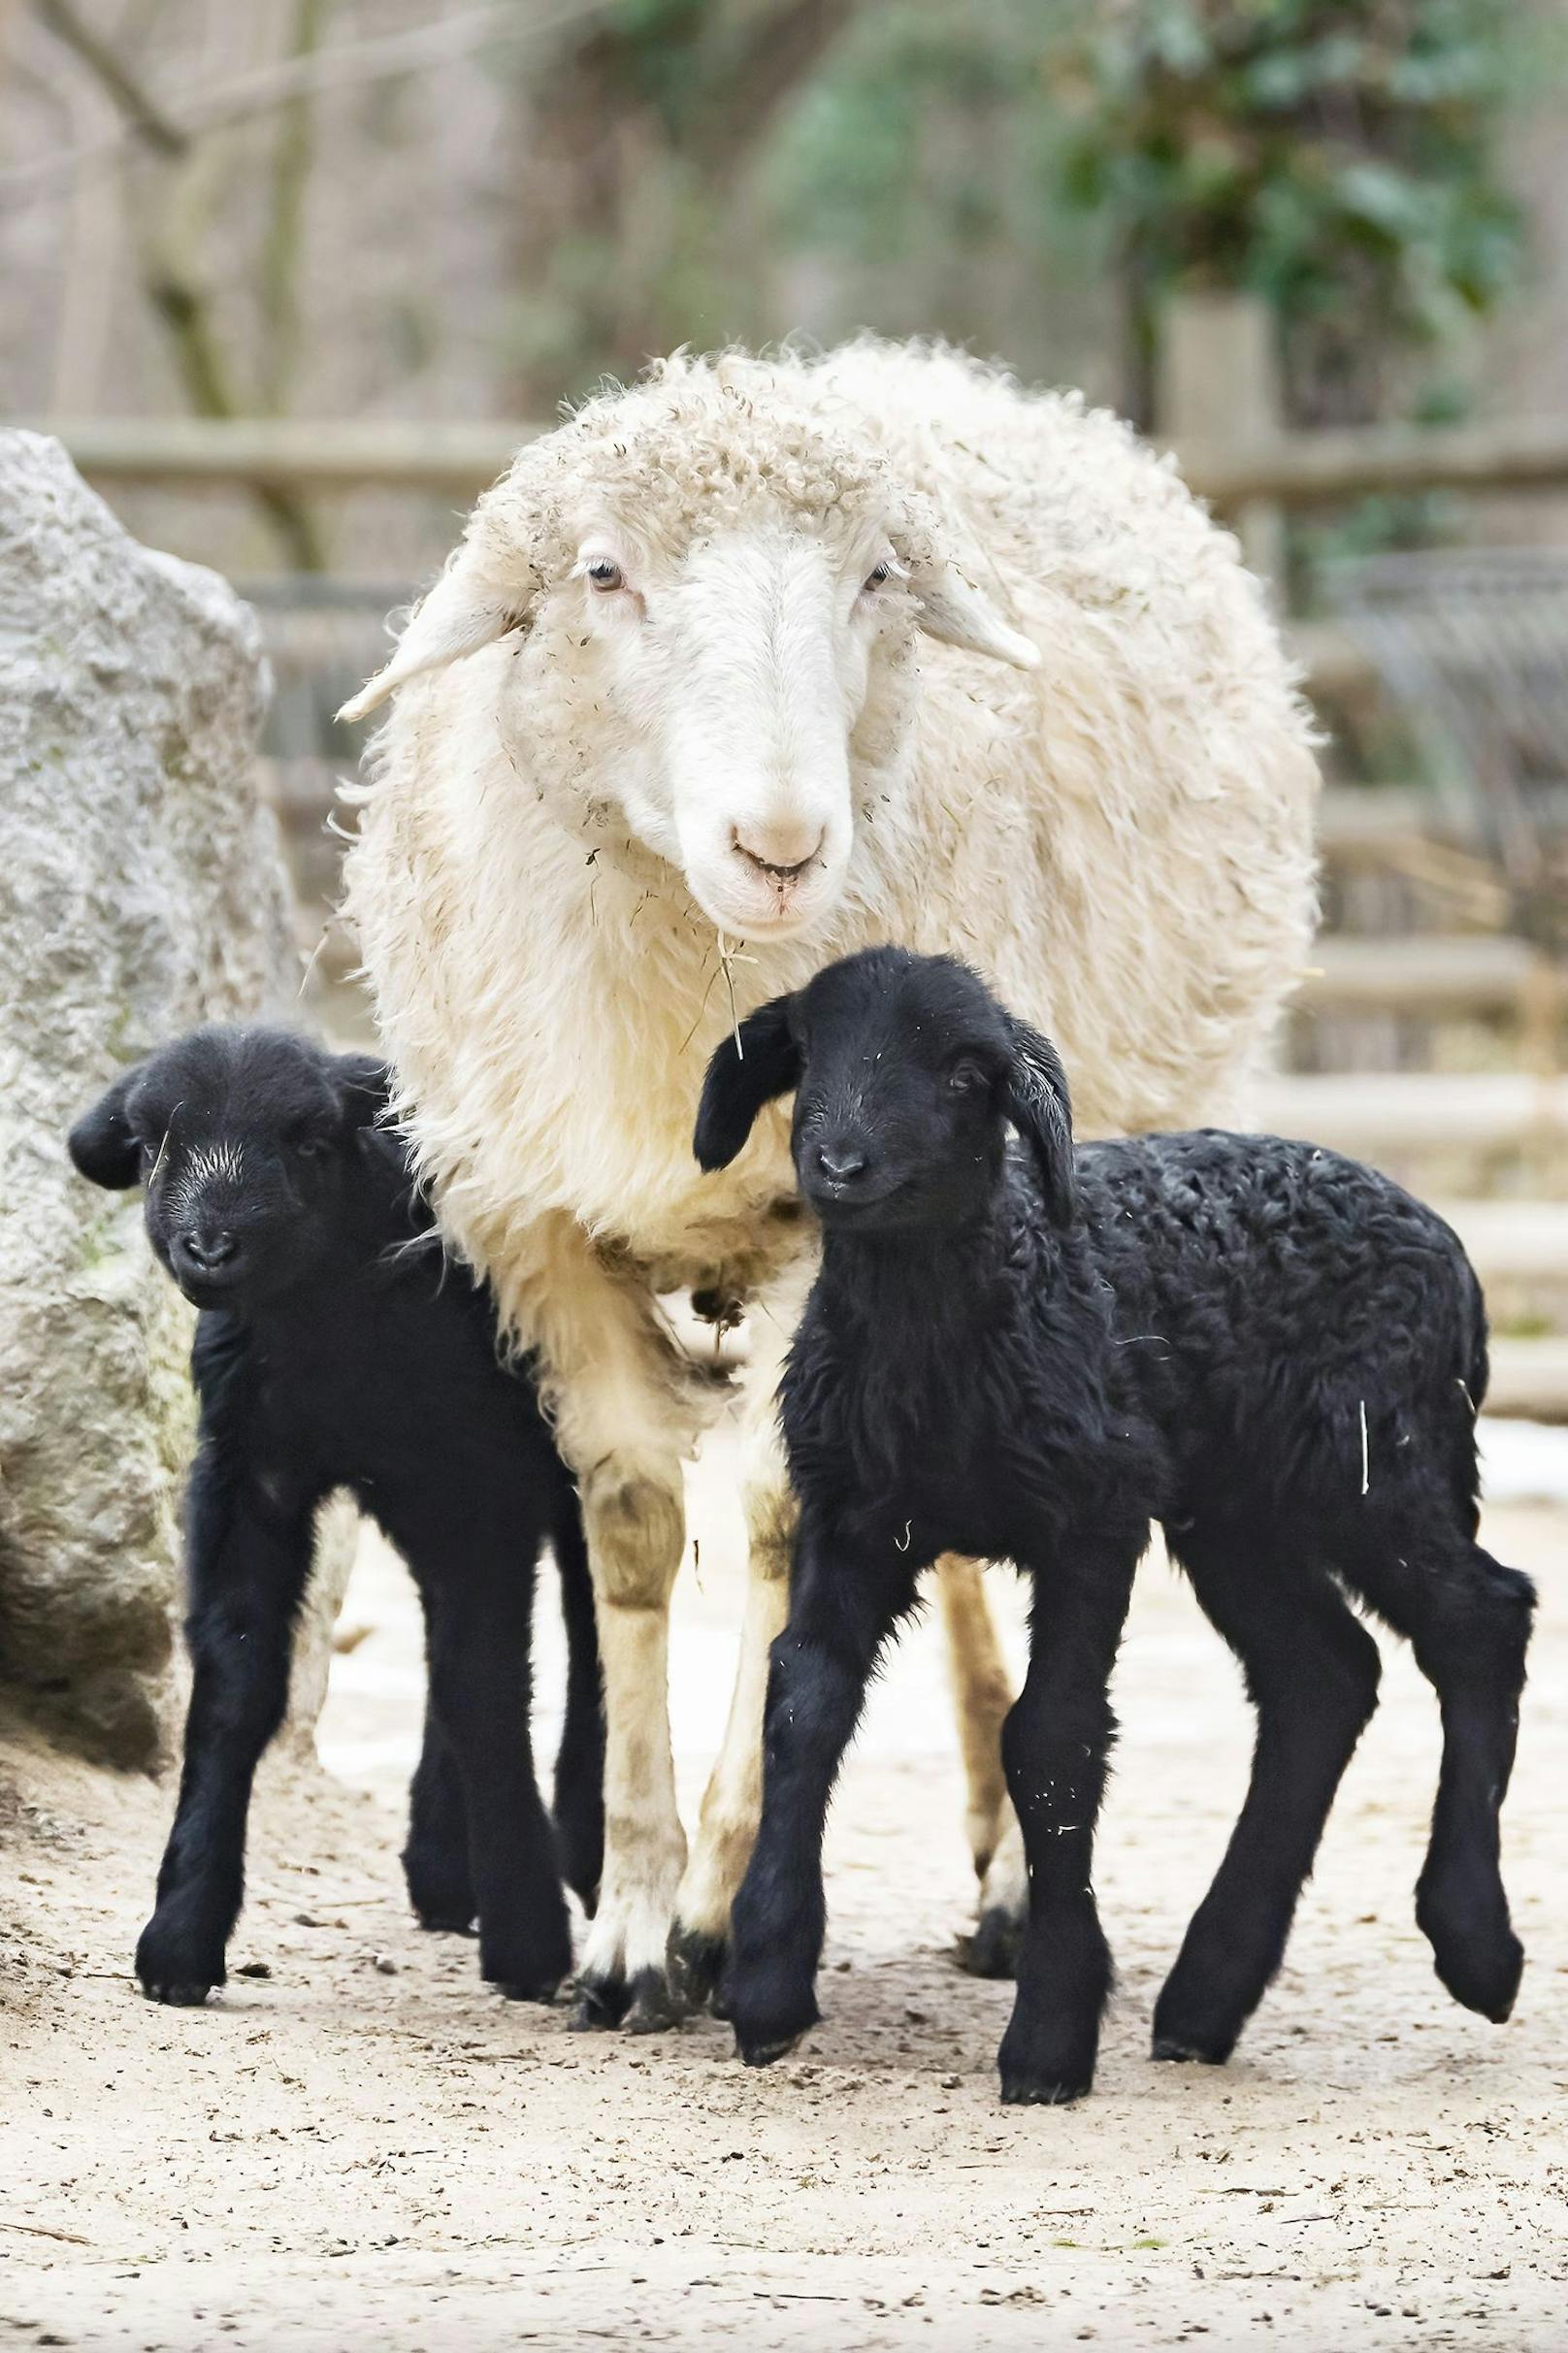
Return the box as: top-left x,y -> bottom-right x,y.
341,353 -> 1038,940
69,1029 -> 389,1310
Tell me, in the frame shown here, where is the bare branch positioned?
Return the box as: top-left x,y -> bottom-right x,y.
695,0 -> 862,183
31,0 -> 189,157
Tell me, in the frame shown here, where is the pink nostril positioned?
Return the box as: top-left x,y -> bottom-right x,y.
733,827 -> 825,882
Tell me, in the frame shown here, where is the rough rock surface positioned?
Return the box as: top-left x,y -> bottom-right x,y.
0,431 -> 354,1768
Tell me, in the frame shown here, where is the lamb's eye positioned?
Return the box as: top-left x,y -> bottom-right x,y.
946,1060 -> 987,1095
294,1134 -> 329,1161
586,559 -> 624,593
863,561 -> 891,592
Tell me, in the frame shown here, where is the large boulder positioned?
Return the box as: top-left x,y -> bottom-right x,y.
0,432 -> 354,1769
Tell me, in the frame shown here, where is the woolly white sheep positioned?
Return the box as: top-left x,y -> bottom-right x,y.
339,338 -> 1320,2029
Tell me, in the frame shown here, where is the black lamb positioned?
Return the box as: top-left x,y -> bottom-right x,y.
70,1028 -> 604,2008
693,947 -> 1533,2106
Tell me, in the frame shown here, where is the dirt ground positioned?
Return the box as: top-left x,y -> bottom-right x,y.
2,1422 -> 1565,2353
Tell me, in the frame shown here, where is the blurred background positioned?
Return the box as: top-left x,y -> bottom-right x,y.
5,0 -> 1568,1416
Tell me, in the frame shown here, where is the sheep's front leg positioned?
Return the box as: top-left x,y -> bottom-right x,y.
669,1257 -> 812,2015
932,1553 -> 1033,1976
525,1219 -> 693,2034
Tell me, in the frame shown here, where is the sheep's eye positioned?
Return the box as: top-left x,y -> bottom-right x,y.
946,1059 -> 987,1095
294,1133 -> 329,1161
862,561 -> 891,592
585,559 -> 624,593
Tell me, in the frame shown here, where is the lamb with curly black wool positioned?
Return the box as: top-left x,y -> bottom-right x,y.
70,1029 -> 604,2009
694,947 -> 1533,2105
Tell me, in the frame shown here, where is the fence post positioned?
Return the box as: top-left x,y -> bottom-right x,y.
1159,289 -> 1287,600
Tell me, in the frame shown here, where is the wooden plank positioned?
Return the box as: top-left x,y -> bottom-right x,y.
1436,1201 -> 1568,1284
1252,1071 -> 1568,1155
16,411 -> 1568,508
1485,1339 -> 1568,1423
1299,934 -> 1549,1015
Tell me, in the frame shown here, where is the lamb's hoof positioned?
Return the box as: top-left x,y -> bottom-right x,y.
570,1969 -> 632,2031
963,1906 -> 1024,1980
492,1975 -> 563,2006
1418,1877 -> 1523,2023
415,1911 -> 476,1936
998,2069 -> 1092,2107
738,2028 -> 805,2069
1150,2032 -> 1230,2066
667,1924 -> 728,2017
142,1978 -> 215,2009
625,1967 -> 683,2036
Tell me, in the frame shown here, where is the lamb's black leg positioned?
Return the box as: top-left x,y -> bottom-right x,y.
724,1520 -> 916,2067
1154,1526 -> 1382,2065
996,1528 -> 1140,2106
423,1568 -> 572,2003
403,1700 -> 475,1932
137,1476 -> 317,2005
1345,1535 -> 1533,2023
549,1502 -> 605,1917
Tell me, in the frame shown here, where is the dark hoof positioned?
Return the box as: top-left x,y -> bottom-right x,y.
571,1969 -> 632,2031
142,1978 -> 216,2008
493,1974 -> 563,2005
729,1985 -> 820,2068
1151,2031 -> 1231,2066
738,2028 -> 806,2069
963,1905 -> 1024,1980
1428,1927 -> 1523,2024
136,1914 -> 224,2008
999,2069 -> 1092,2106
667,1924 -> 728,2017
415,1910 -> 477,1936
625,1966 -> 683,2036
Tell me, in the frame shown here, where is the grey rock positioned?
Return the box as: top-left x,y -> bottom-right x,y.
0,432 -> 355,1767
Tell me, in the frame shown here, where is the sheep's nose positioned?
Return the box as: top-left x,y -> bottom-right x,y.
183,1227 -> 239,1271
815,1143 -> 868,1187
733,823 -> 825,882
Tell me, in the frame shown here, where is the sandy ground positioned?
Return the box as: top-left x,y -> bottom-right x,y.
2,1421 -> 1566,2353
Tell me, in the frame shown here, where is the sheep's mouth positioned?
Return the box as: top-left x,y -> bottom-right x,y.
802,1174 -> 914,1227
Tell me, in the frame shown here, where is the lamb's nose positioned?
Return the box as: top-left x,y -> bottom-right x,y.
184,1227 -> 238,1270
815,1144 -> 868,1186
733,824 -> 825,882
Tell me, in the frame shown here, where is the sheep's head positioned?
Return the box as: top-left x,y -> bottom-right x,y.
341,354 -> 1038,941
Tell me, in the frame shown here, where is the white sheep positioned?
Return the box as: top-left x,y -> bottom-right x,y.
339,339 -> 1320,2029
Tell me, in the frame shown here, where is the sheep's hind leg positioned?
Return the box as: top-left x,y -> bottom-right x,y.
1154,1526 -> 1382,2066
933,1554 -> 1027,1977
1341,1530 -> 1533,2023
572,1456 -> 690,2034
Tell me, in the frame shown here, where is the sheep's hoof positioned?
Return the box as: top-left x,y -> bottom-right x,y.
962,1906 -> 1023,1980
142,1978 -> 216,2009
1417,1875 -> 1523,2023
570,1969 -> 632,2031
493,1975 -> 563,2006
625,1966 -> 683,2036
998,2069 -> 1092,2107
1150,2032 -> 1230,2066
737,2027 -> 806,2069
666,1924 -> 728,2017
415,1911 -> 476,1937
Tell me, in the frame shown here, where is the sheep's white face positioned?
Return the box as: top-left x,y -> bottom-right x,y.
549,521 -> 898,938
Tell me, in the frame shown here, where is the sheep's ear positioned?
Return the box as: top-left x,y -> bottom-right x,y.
911,556 -> 1039,670
337,556 -> 524,724
1005,1018 -> 1076,1227
334,1053 -> 391,1129
68,1063 -> 147,1190
694,996 -> 801,1172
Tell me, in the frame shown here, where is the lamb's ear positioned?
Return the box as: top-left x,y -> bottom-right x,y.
68,1062 -> 147,1190
694,996 -> 801,1172
337,552 -> 525,723
334,1053 -> 391,1129
1005,1018 -> 1076,1228
911,555 -> 1039,670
